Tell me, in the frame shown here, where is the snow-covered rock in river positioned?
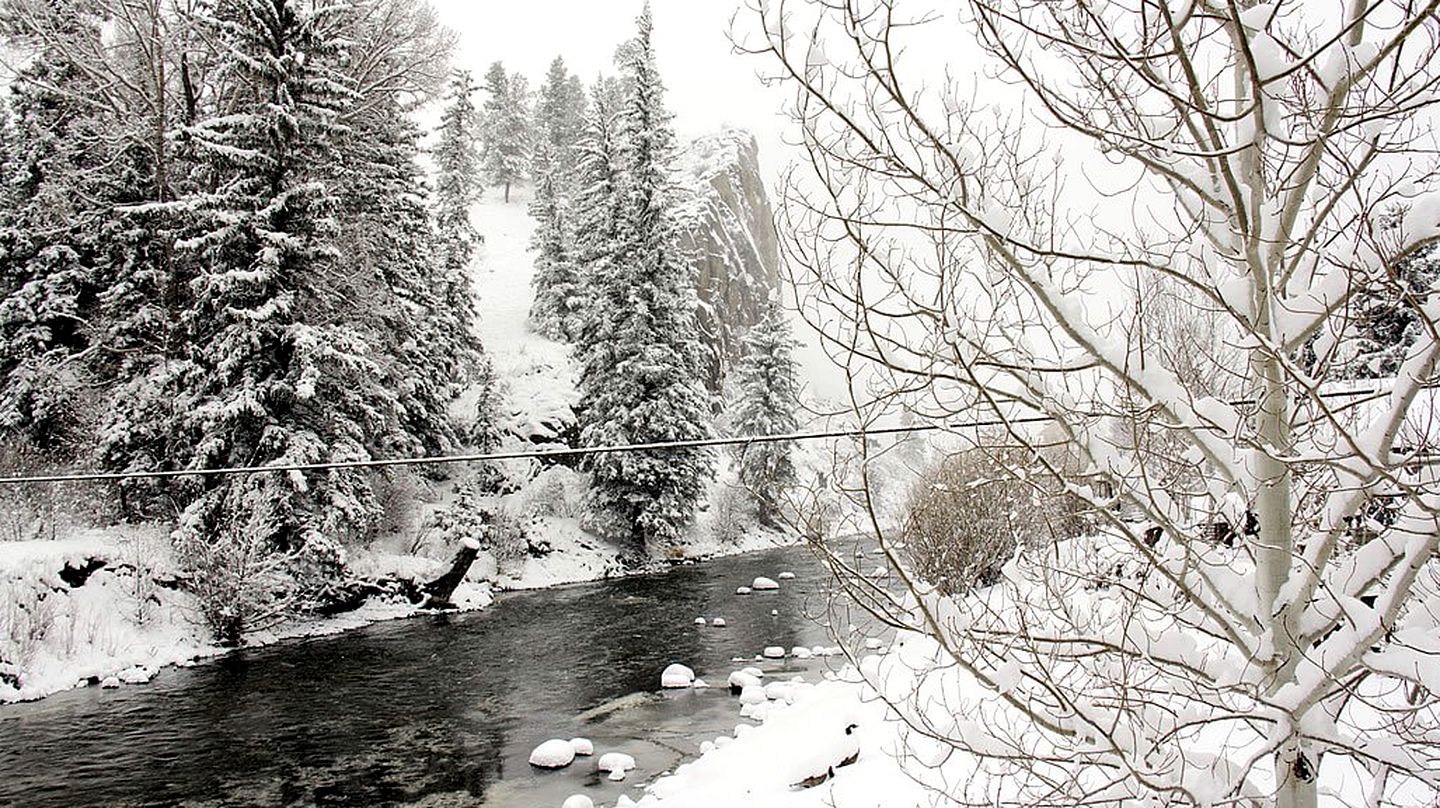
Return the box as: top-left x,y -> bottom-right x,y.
661,663 -> 696,688
751,576 -> 780,590
529,739 -> 577,768
729,671 -> 761,694
763,646 -> 786,659
562,796 -> 594,808
694,617 -> 707,625
735,586 -> 752,595
598,751 -> 637,781
739,684 -> 769,705
742,666 -> 764,678
777,571 -> 796,580
569,737 -> 593,756
790,646 -> 813,659
711,617 -> 726,627
100,676 -> 121,689
693,678 -> 709,689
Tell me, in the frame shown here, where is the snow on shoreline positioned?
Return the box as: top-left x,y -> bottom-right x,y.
0,520 -> 796,705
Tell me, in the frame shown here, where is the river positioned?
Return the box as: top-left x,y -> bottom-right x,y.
0,544 -> 864,807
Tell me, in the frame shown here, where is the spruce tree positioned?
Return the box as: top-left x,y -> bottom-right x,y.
528,141 -> 582,341
729,302 -> 800,526
160,0 -> 387,641
0,27 -> 107,452
480,62 -> 530,203
577,6 -> 713,550
569,75 -> 625,339
532,56 -> 587,179
432,69 -> 500,450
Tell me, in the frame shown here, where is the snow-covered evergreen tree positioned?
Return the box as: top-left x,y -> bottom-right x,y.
156,0 -> 386,641
431,69 -> 500,450
480,61 -> 529,203
728,302 -> 800,526
532,56 -> 587,179
569,75 -> 625,341
528,141 -> 582,341
0,27 -> 106,452
433,69 -> 483,266
577,6 -> 713,550
1333,244 -> 1440,379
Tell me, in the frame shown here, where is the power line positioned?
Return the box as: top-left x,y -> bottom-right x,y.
0,416 -> 1057,487
0,385 -> 1401,487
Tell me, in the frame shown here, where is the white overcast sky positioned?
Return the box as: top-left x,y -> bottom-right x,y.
428,0 -> 793,178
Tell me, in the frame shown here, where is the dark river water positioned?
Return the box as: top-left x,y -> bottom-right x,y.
0,544 -> 869,808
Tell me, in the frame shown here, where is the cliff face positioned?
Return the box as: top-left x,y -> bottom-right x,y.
676,128 -> 781,391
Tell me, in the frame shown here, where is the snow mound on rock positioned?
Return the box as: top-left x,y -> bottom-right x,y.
562,795 -> 594,808
598,751 -> 637,781
711,617 -> 727,627
752,576 -> 780,590
529,738 -> 576,768
569,737 -> 593,756
661,663 -> 696,688
777,571 -> 796,580
735,586 -> 752,595
739,684 -> 768,705
763,646 -> 785,659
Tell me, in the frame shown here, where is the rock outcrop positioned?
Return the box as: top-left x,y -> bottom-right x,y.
676,128 -> 782,391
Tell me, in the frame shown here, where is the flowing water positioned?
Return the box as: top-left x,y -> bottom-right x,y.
0,544 -> 873,807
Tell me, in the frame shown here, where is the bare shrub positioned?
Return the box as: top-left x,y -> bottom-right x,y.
902,447 -> 1075,596
0,582 -> 55,673
709,484 -> 752,546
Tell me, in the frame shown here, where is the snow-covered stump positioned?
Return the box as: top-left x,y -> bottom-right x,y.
421,537 -> 482,609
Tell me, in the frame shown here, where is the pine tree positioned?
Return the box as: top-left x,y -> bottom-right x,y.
480,61 -> 530,203
729,302 -> 800,526
1334,244 -> 1440,379
0,26 -> 107,452
159,0 -> 385,642
432,69 -> 500,450
569,75 -> 625,340
528,141 -> 582,341
577,6 -> 714,551
532,56 -> 587,179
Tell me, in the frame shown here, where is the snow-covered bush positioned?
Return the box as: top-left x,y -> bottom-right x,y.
902,448 -> 1073,595
0,581 -> 54,672
708,484 -> 752,546
516,466 -> 585,519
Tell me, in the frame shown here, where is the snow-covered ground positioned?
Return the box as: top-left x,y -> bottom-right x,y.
0,187 -> 797,705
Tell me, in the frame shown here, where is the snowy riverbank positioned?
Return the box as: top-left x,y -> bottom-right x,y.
0,519 -> 796,705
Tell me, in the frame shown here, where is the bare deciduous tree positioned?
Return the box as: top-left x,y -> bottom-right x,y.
739,0 -> 1440,805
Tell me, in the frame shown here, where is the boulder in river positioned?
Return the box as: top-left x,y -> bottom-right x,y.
529,739 -> 576,769
661,663 -> 696,688
752,576 -> 780,590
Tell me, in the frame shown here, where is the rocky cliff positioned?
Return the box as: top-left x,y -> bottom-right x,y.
676,128 -> 782,391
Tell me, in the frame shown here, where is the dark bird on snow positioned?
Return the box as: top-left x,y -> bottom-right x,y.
837,723 -> 860,768
792,766 -> 834,789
